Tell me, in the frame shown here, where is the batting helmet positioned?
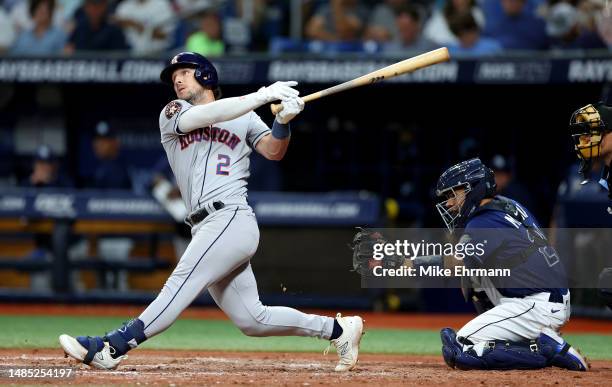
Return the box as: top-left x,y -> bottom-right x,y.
435,158 -> 496,233
160,52 -> 218,88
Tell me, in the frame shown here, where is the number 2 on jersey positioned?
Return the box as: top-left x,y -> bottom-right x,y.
216,154 -> 230,176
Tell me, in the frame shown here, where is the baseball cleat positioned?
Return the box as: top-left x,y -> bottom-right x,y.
440,327 -> 462,369
324,313 -> 364,372
538,328 -> 589,371
59,334 -> 126,370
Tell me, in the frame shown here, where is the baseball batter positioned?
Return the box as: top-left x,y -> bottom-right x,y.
59,52 -> 363,372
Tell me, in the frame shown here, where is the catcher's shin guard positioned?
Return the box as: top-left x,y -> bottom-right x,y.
538,328 -> 589,371
440,328 -> 465,369
472,340 -> 548,370
441,328 -> 548,370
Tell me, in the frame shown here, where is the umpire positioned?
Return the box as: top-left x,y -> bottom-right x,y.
568,97 -> 612,309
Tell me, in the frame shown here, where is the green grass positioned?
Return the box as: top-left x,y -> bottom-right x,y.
1,315 -> 611,360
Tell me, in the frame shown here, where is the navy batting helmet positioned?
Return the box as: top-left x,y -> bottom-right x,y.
435,158 -> 496,233
160,52 -> 218,88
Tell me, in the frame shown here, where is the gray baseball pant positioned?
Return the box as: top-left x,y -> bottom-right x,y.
138,205 -> 334,340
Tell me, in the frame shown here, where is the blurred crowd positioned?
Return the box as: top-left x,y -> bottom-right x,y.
0,0 -> 610,57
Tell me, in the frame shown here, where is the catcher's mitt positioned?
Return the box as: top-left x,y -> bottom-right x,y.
349,227 -> 404,277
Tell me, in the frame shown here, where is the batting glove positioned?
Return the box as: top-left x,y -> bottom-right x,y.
256,81 -> 299,104
275,96 -> 304,125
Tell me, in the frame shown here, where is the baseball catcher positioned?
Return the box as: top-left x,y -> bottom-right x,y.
353,158 -> 589,371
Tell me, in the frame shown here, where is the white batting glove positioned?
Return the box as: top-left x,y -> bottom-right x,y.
256,81 -> 299,104
275,96 -> 305,125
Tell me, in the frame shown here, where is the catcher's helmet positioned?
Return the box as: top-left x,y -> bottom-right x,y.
160,52 -> 218,88
435,158 -> 496,233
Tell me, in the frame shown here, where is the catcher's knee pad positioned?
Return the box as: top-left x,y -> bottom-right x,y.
105,318 -> 147,356
453,340 -> 548,371
440,328 -> 490,369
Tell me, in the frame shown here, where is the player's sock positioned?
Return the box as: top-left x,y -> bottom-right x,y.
104,318 -> 147,358
329,319 -> 344,340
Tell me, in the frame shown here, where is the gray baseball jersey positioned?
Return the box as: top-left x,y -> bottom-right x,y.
159,99 -> 271,213
137,98 -> 334,342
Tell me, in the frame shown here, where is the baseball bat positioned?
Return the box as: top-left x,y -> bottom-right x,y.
270,47 -> 450,115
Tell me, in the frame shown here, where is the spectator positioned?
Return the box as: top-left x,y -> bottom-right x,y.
482,0 -> 549,50
0,6 -> 16,52
220,0 -> 286,52
305,0 -> 368,42
20,145 -> 73,291
447,11 -> 502,56
489,154 -> 534,210
90,121 -> 132,190
112,0 -> 175,55
423,0 -> 485,46
382,4 -> 437,53
11,0 -> 67,56
186,8 -> 224,56
64,0 -> 129,54
8,0 -> 68,34
22,144 -> 72,188
175,0 -> 213,15
365,0 -> 409,43
88,122 -> 134,291
596,2 -> 612,49
545,1 -> 607,50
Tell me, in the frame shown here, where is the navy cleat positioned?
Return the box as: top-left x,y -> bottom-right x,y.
538,328 -> 589,371
440,328 -> 462,369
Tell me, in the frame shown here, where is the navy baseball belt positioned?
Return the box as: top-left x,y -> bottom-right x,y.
185,201 -> 225,227
547,290 -> 567,304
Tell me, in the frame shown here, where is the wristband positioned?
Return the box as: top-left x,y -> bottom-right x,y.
272,120 -> 290,139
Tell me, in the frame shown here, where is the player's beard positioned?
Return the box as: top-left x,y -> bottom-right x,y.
185,89 -> 205,105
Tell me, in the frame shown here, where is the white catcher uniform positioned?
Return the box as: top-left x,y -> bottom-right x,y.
457,277 -> 570,357
137,99 -> 336,340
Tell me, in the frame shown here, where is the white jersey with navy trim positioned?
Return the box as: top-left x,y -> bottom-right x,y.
159,99 -> 271,213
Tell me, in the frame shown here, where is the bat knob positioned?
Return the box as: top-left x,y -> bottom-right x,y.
270,103 -> 283,115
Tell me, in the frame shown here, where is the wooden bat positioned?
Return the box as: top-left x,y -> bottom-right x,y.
270,47 -> 450,115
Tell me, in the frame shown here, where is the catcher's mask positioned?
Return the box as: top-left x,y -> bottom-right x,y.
436,185 -> 472,234
569,103 -> 612,179
435,158 -> 496,233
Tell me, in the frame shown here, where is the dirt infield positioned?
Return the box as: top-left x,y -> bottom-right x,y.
1,349 -> 611,386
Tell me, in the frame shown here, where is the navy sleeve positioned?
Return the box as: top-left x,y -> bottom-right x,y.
461,212 -> 511,268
